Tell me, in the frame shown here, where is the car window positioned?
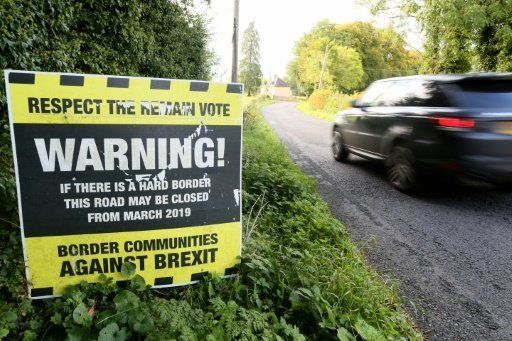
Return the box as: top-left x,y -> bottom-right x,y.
376,81 -> 409,106
445,80 -> 512,108
377,80 -> 450,107
359,82 -> 392,106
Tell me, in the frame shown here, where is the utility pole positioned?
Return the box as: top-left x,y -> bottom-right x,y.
318,42 -> 328,89
231,0 -> 240,83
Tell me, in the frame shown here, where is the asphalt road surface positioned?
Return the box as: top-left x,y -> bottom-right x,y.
262,102 -> 512,341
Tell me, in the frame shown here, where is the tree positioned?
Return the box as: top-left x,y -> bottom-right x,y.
363,0 -> 512,73
287,21 -> 420,94
292,36 -> 364,94
335,22 -> 422,84
239,21 -> 263,96
327,44 -> 366,92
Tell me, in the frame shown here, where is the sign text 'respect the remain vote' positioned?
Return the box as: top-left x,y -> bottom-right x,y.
5,70 -> 243,298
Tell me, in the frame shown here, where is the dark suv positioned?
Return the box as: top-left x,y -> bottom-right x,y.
332,73 -> 512,192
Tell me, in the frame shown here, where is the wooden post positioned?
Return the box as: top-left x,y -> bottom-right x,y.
231,0 -> 240,83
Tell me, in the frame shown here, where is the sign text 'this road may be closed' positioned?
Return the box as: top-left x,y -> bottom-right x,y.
5,70 -> 243,298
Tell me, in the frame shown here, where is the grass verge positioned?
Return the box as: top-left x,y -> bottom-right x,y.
0,98 -> 420,340
241,98 -> 421,339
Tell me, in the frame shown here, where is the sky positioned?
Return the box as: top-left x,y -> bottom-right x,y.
202,0 -> 385,82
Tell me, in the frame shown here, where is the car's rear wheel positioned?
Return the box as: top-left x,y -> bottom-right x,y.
386,146 -> 420,192
332,128 -> 349,162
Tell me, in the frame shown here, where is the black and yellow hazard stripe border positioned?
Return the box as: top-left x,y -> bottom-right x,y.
5,70 -> 244,126
30,268 -> 240,299
7,71 -> 244,93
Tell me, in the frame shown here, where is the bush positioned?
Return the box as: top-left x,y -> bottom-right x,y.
0,0 -> 212,338
305,89 -> 360,116
323,92 -> 360,113
307,89 -> 332,110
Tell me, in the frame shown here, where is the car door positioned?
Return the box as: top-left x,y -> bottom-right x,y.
362,106 -> 399,157
364,80 -> 445,156
345,81 -> 391,151
340,107 -> 361,148
363,80 -> 408,155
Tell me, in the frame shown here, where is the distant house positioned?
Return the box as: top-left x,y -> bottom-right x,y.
261,77 -> 293,99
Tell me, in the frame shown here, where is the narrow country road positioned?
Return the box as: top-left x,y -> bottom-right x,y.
262,102 -> 512,340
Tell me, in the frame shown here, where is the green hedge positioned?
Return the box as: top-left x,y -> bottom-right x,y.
0,0 -> 212,337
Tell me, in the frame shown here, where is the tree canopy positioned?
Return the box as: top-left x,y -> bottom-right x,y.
363,0 -> 512,73
287,20 -> 421,95
239,21 -> 263,96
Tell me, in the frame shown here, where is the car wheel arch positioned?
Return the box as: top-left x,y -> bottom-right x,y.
382,134 -> 411,157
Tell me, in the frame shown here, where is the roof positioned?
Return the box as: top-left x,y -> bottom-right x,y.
274,77 -> 289,87
376,72 -> 512,84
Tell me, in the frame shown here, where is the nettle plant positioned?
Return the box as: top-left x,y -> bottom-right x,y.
41,263 -> 153,340
0,262 -> 149,340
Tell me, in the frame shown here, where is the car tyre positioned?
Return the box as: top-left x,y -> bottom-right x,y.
386,146 -> 420,193
332,128 -> 349,162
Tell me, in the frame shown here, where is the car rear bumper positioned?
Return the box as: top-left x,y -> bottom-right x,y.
417,157 -> 512,183
415,131 -> 512,184
458,156 -> 512,183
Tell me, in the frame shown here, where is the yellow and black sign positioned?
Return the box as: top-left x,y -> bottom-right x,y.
4,70 -> 243,298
